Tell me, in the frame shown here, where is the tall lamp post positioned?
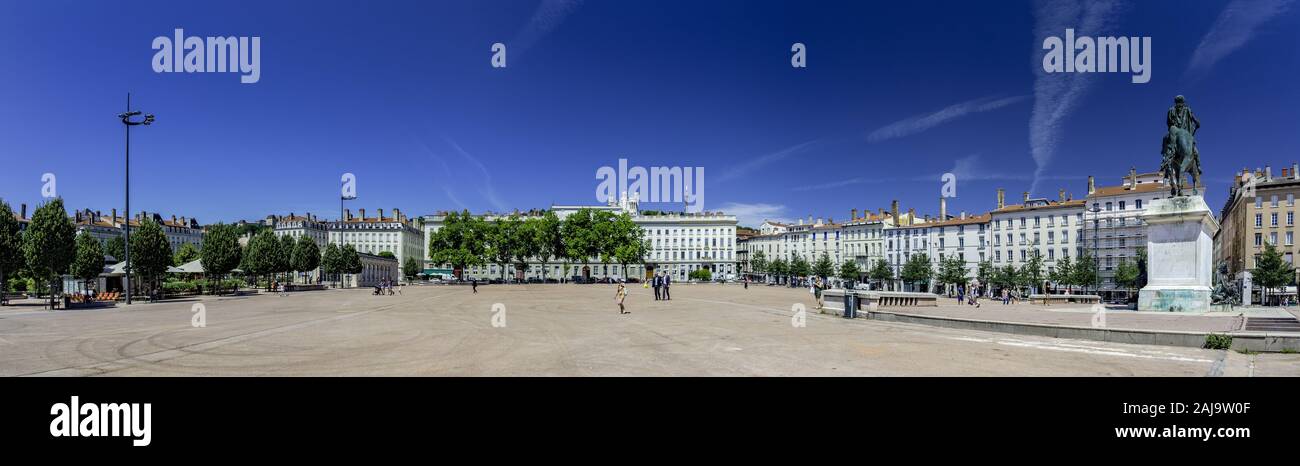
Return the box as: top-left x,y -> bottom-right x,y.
118,93 -> 154,305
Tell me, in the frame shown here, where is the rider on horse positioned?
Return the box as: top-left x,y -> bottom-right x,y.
1161,95 -> 1203,196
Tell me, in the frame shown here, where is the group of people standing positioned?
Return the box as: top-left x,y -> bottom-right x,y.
651,272 -> 672,301
955,280 -> 982,308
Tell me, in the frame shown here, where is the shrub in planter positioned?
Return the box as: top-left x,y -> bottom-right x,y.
1204,333 -> 1233,350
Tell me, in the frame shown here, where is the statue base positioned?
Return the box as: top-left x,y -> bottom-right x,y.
1137,196 -> 1219,312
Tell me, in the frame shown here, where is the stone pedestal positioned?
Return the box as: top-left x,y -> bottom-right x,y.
1138,196 -> 1219,312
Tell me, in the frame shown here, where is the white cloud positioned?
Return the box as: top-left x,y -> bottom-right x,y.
1185,0 -> 1294,81
511,0 -> 585,57
867,95 -> 1028,143
716,139 -> 822,184
716,202 -> 790,227
1029,0 -> 1122,195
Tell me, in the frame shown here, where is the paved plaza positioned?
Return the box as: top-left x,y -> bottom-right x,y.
1,283 -> 1298,376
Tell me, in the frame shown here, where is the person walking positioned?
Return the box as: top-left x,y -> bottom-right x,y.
662,273 -> 672,300
471,278 -> 478,294
743,275 -> 748,290
814,277 -> 825,311
616,280 -> 628,314
653,273 -> 662,300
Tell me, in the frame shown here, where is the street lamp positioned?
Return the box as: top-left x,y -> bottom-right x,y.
118,93 -> 154,305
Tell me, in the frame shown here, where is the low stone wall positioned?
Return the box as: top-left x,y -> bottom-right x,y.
1029,294 -> 1101,304
822,289 -> 940,313
866,309 -> 1300,352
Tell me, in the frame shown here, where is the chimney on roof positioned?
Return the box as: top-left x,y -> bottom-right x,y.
907,207 -> 915,225
1059,189 -> 1066,202
20,204 -> 26,219
359,209 -> 366,220
891,200 -> 900,225
345,209 -> 352,221
378,208 -> 385,220
960,211 -> 967,220
1087,176 -> 1095,195
851,208 -> 857,221
394,208 -> 402,222
1266,165 -> 1272,181
111,208 -> 116,222
996,189 -> 1005,210
1129,167 -> 1137,189
1022,192 -> 1029,204
939,197 -> 947,220
75,210 -> 82,222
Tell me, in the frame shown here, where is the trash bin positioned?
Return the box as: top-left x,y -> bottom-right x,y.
843,292 -> 858,319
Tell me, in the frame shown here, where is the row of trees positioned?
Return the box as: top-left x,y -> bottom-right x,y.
427,209 -> 648,280
749,251 -> 862,285
0,199 -> 380,305
0,198 -> 178,306
745,248 -> 1114,295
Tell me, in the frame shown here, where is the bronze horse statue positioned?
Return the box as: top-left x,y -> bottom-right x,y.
1161,95 -> 1203,196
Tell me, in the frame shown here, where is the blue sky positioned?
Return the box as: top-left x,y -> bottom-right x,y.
1,0 -> 1297,227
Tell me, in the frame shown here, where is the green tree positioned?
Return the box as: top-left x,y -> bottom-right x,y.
291,235 -> 321,284
1252,243 -> 1295,306
935,255 -> 968,296
104,235 -> 126,263
0,200 -> 23,305
561,208 -> 602,277
1113,258 -> 1141,296
200,223 -> 242,294
341,244 -> 363,276
869,259 -> 892,290
70,231 -> 104,296
277,234 -> 296,285
838,260 -> 861,286
485,216 -> 522,281
428,210 -> 487,280
513,217 -> 542,280
532,211 -> 564,282
900,253 -> 932,292
1020,252 -> 1044,294
750,250 -> 768,281
22,199 -> 76,307
611,213 -> 648,279
129,218 -> 173,297
812,253 -> 835,280
173,242 -> 200,267
1050,255 -> 1075,293
689,268 -> 712,282
320,243 -> 342,287
790,255 -> 811,279
768,257 -> 788,284
976,260 -> 994,290
242,230 -> 280,290
994,264 -> 1019,291
403,256 -> 421,282
1072,251 -> 1099,293
592,210 -> 620,278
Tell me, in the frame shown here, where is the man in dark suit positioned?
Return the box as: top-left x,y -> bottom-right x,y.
652,273 -> 662,300
663,273 -> 672,300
